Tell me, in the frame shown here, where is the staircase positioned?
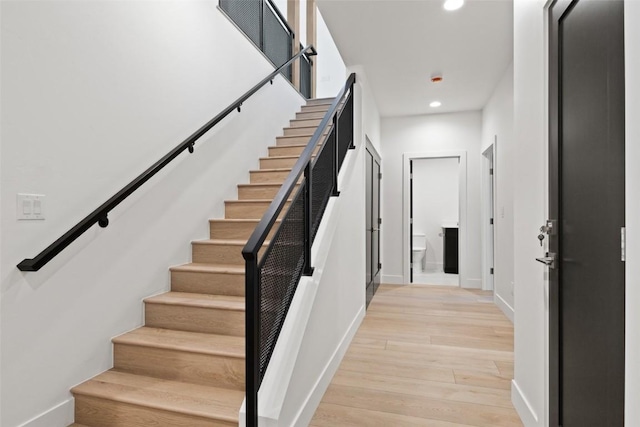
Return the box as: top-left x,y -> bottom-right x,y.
69,98 -> 335,427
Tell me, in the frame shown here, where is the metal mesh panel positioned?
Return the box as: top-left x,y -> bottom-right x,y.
337,92 -> 354,170
263,2 -> 293,81
300,54 -> 312,99
257,184 -> 306,380
220,0 -> 262,48
310,130 -> 336,242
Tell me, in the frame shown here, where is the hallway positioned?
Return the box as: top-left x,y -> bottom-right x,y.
311,284 -> 522,426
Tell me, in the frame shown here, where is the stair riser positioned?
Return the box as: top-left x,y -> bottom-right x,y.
145,304 -> 245,336
306,98 -> 334,106
224,201 -> 290,219
268,144 -> 320,157
283,126 -> 319,137
171,270 -> 244,296
276,135 -> 313,146
210,220 -> 279,240
296,111 -> 326,120
260,156 -> 300,169
74,395 -> 234,427
114,344 -> 245,391
250,169 -> 292,184
301,104 -> 331,113
238,184 -> 299,200
192,243 -> 245,265
290,118 -> 323,128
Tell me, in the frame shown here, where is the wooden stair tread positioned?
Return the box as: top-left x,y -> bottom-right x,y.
250,167 -> 292,173
191,238 -> 266,245
113,327 -> 244,358
72,370 -> 243,423
145,292 -> 245,311
170,263 -> 244,274
260,155 -> 302,160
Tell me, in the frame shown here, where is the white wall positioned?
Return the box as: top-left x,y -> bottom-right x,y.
482,63 -> 515,319
412,158 -> 459,271
380,112 -> 483,288
625,2 -> 640,425
0,2 -> 305,426
511,1 -> 547,425
315,8 -> 347,98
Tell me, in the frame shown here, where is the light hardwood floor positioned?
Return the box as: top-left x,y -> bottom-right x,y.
310,284 -> 522,427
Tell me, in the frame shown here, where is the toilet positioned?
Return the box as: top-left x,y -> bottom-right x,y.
412,234 -> 427,273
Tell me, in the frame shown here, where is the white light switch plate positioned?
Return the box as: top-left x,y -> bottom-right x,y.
17,194 -> 45,220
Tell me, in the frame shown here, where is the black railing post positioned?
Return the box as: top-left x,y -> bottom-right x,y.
331,115 -> 340,197
303,165 -> 314,276
245,255 -> 260,427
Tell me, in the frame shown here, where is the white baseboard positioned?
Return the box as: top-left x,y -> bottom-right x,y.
495,292 -> 515,323
381,274 -> 403,284
17,397 -> 74,427
464,278 -> 482,289
512,380 -> 539,427
291,305 -> 365,427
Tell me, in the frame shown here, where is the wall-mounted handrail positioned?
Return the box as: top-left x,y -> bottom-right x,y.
17,45 -> 317,272
242,72 -> 356,427
265,0 -> 295,38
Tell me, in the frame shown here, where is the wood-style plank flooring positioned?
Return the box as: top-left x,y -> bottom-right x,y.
311,284 -> 522,427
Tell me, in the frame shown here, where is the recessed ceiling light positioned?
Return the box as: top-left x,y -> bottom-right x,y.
430,101 -> 442,108
444,0 -> 464,11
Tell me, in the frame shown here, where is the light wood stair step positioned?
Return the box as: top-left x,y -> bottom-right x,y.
249,168 -> 293,184
306,97 -> 335,106
283,125 -> 323,137
171,263 -> 244,296
237,182 -> 294,200
68,424 -> 90,427
224,199 -> 291,220
191,238 -> 269,264
268,143 -> 320,157
260,155 -> 313,170
145,291 -> 245,336
296,110 -> 327,120
72,370 -> 242,427
300,104 -> 332,113
113,327 -> 244,390
289,118 -> 323,128
209,218 -> 281,239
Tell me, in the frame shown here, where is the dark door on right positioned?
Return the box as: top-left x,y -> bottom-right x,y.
549,1 -> 625,426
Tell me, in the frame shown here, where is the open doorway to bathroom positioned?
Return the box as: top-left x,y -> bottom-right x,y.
405,152 -> 467,286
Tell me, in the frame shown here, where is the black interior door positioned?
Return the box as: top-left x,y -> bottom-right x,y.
365,145 -> 381,307
549,1 -> 625,425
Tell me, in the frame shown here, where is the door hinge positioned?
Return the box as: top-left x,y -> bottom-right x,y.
378,263 -> 382,270
490,218 -> 494,225
490,168 -> 494,175
378,218 -> 382,225
621,227 -> 626,262
490,267 -> 494,275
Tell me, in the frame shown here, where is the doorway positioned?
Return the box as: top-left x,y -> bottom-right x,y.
482,143 -> 496,291
403,151 -> 467,286
548,1 -> 625,425
365,138 -> 382,307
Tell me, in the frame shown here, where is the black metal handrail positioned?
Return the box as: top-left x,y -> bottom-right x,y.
242,72 -> 356,427
17,45 -> 318,272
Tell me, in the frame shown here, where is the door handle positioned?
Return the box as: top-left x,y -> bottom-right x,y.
535,252 -> 557,269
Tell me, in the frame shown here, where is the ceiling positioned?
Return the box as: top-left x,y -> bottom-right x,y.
316,0 -> 514,117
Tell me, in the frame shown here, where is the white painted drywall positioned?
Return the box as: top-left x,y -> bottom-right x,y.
482,63 -> 515,319
412,158 -> 459,271
315,8 -> 347,98
511,1 -> 548,425
380,112 -> 483,288
0,2 -> 305,426
625,2 -> 640,425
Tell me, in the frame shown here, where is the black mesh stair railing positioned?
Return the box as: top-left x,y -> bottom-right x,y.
242,73 -> 356,427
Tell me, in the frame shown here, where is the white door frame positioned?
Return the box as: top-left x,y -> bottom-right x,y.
482,142 -> 497,291
402,151 -> 468,286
